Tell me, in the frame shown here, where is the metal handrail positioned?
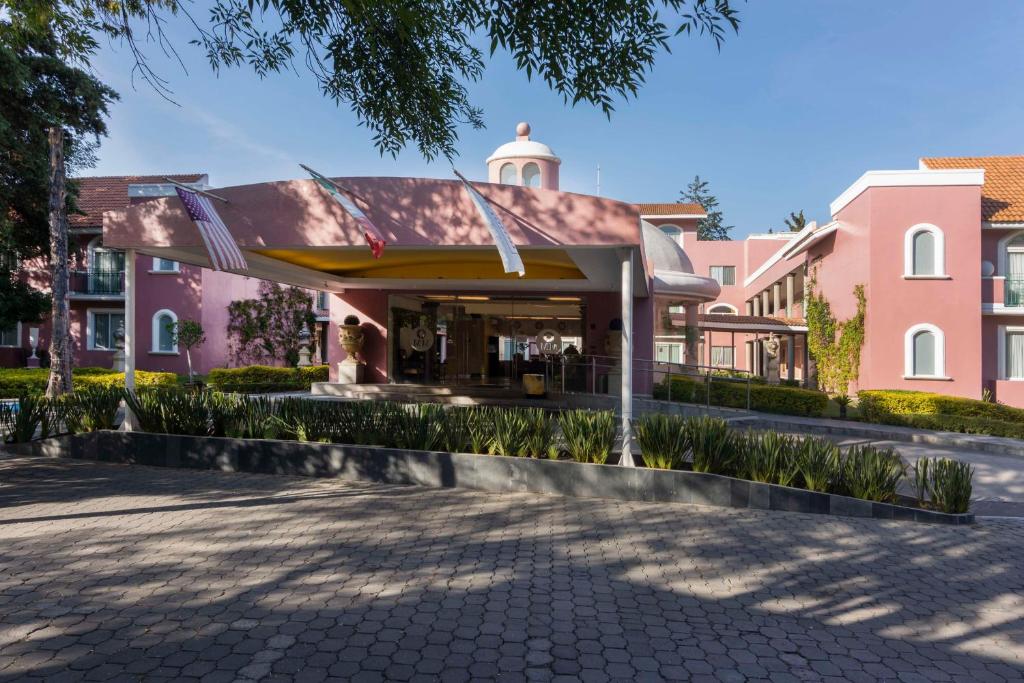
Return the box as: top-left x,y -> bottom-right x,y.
542,353 -> 756,410
1005,278 -> 1024,307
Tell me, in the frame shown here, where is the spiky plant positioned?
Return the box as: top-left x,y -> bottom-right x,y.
466,407 -> 495,454
558,409 -> 616,464
841,445 -> 907,503
635,413 -> 688,470
686,416 -> 735,475
63,387 -> 124,433
492,408 -> 533,457
522,408 -> 555,458
916,457 -> 973,514
797,436 -> 842,493
0,394 -> 52,443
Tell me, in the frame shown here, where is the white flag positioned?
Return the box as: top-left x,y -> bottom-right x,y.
455,171 -> 525,277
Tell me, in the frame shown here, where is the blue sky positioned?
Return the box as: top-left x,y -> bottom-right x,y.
90,1 -> 1024,238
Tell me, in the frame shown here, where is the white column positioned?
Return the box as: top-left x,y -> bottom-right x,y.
787,335 -> 796,381
619,249 -> 635,468
761,290 -> 770,316
786,273 -> 796,318
122,249 -> 138,431
773,282 -> 782,316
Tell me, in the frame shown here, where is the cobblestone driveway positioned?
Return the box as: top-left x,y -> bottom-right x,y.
1,456 -> 1022,682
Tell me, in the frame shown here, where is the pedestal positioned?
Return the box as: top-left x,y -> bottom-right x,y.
112,350 -> 126,372
26,356 -> 40,369
337,361 -> 365,384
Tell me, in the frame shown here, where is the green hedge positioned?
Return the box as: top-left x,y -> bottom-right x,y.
858,389 -> 1024,423
0,367 -> 177,397
864,412 -> 1024,440
207,365 -> 329,393
653,375 -> 827,417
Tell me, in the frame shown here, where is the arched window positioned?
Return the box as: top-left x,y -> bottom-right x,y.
522,162 -> 541,188
707,304 -> 738,315
659,224 -> 683,246
499,163 -> 516,185
904,323 -> 945,378
86,236 -> 126,294
903,224 -> 945,277
152,309 -> 178,353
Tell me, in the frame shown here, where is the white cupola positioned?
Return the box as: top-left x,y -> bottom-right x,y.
486,122 -> 561,190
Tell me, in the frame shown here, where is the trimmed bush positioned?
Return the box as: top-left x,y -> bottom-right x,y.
653,375 -> 827,417
207,365 -> 329,393
858,409 -> 1024,440
859,389 -> 1024,423
0,367 -> 175,397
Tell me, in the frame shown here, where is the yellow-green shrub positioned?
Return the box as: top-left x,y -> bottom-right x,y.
0,367 -> 176,397
207,365 -> 329,393
858,389 -> 1024,423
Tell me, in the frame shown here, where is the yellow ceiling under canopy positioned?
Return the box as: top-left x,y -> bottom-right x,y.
252,247 -> 586,280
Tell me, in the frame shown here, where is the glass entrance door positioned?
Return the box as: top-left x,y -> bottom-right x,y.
388,294 -> 585,386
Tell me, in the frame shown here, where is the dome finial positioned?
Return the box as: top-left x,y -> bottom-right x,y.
515,121 -> 531,140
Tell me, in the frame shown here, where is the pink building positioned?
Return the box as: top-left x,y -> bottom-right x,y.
8,125 -> 1023,410
0,175 -> 331,374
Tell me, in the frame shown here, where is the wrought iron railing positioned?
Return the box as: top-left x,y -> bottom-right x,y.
1006,278 -> 1024,307
70,270 -> 125,295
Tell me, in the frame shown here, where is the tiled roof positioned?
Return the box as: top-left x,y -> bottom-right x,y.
635,202 -> 706,217
921,155 -> 1024,223
70,174 -> 205,226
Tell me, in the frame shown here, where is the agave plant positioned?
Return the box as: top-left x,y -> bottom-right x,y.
492,408 -> 533,457
0,394 -> 53,443
63,387 -> 124,433
522,408 -> 555,458
466,407 -> 495,454
686,416 -> 735,475
635,413 -> 688,470
841,445 -> 907,503
224,395 -> 283,440
740,432 -> 801,486
434,407 -> 471,453
797,436 -> 842,493
558,409 -> 616,464
914,457 -> 973,514
124,389 -> 214,436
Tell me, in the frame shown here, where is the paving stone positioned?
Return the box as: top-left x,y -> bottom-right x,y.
0,456 -> 1021,683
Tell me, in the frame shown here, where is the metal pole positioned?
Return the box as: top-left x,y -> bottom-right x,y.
122,249 -> 138,431
667,367 -> 672,402
560,356 -> 566,394
619,249 -> 635,467
705,370 -> 711,411
591,356 -> 596,394
746,375 -> 752,411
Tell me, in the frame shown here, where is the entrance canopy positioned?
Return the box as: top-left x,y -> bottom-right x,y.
104,176 -> 666,295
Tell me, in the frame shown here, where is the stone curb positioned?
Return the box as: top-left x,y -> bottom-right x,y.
8,432 -> 973,526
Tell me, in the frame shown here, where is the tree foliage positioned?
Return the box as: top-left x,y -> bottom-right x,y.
681,175 -> 732,241
806,271 -> 866,396
784,210 -> 807,232
227,281 -> 316,367
3,0 -> 740,160
0,23 -> 117,329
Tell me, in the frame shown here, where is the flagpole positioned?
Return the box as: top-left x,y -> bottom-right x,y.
162,177 -> 229,204
298,164 -> 370,205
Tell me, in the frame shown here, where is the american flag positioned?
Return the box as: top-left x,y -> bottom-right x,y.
175,187 -> 248,271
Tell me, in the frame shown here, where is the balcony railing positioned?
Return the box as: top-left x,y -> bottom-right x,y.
70,270 -> 125,296
1007,279 -> 1024,307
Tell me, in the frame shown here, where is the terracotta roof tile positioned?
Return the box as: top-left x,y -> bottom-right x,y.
70,174 -> 205,226
635,202 -> 706,217
920,155 -> 1024,223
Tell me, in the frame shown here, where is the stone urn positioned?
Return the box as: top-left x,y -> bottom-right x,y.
338,315 -> 365,383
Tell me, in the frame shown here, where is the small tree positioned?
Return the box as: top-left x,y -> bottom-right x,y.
681,175 -> 732,241
784,210 -> 807,232
170,319 -> 205,384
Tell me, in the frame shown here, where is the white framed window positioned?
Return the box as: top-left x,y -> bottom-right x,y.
87,309 -> 125,351
709,265 -> 736,286
316,291 -> 329,311
903,224 -> 946,277
658,224 -> 684,247
0,323 -> 20,347
998,326 -> 1024,380
706,303 -> 738,315
522,162 -> 541,188
152,257 -> 179,272
152,309 -> 179,353
655,342 -> 683,364
499,163 -> 516,185
904,323 -> 946,379
710,345 -> 735,367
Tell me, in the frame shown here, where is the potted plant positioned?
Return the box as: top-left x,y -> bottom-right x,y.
338,314 -> 365,382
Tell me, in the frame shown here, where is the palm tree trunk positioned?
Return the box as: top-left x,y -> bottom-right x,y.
45,127 -> 72,398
